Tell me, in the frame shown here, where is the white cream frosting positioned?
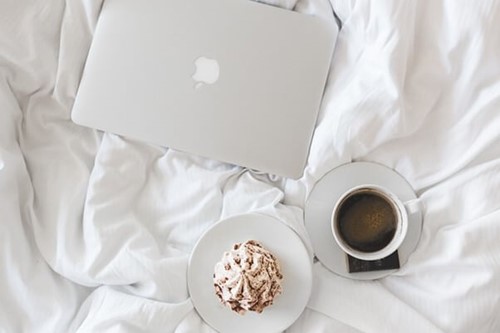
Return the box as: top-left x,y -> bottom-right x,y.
213,240 -> 283,315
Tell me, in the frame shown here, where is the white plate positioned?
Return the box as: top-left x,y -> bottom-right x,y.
305,162 -> 423,280
188,213 -> 313,333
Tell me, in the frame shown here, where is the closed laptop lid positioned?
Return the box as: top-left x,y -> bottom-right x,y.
71,0 -> 336,179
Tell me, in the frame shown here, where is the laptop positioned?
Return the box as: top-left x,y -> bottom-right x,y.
71,0 -> 336,179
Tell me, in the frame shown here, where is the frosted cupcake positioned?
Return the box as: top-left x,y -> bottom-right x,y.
213,240 -> 283,315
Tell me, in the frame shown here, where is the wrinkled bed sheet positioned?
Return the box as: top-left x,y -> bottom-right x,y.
1,0 -> 499,332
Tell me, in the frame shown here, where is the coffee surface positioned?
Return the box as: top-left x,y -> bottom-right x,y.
338,192 -> 396,252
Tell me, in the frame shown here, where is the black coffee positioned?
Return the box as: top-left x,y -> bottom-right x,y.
337,191 -> 397,253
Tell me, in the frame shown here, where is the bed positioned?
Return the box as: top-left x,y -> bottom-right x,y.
1,0 -> 499,332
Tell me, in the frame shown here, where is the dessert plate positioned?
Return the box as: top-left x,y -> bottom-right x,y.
188,213 -> 313,333
305,162 -> 423,280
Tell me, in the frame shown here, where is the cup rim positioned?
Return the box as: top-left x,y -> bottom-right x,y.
331,184 -> 409,261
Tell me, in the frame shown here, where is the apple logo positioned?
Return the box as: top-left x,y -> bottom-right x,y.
192,56 -> 220,89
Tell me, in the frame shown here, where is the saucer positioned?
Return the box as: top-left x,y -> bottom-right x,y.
188,213 -> 313,333
304,162 -> 423,280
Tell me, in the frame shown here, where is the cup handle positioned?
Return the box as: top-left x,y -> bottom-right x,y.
404,199 -> 421,215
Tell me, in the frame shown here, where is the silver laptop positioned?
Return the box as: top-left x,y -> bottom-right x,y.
71,0 -> 336,179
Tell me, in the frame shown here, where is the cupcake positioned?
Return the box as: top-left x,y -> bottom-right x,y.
213,240 -> 283,315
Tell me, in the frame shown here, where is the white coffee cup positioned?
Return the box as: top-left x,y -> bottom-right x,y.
331,184 -> 420,261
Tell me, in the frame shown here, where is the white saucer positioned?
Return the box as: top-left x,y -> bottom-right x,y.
188,213 -> 313,333
305,162 -> 423,280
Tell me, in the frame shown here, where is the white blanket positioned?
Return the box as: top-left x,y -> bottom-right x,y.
1,0 -> 499,332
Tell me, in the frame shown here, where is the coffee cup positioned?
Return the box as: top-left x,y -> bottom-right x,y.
331,184 -> 420,261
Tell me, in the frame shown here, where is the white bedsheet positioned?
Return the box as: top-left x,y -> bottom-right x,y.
1,0 -> 499,332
